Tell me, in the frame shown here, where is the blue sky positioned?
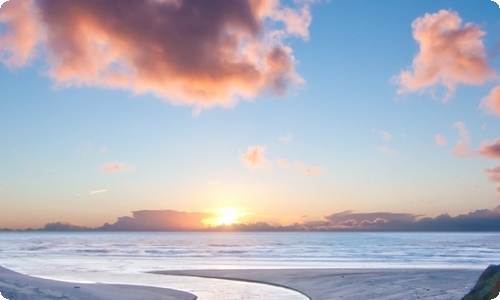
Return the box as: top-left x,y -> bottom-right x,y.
0,0 -> 499,229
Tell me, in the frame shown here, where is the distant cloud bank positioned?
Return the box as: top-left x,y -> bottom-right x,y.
0,0 -> 312,109
9,206 -> 499,232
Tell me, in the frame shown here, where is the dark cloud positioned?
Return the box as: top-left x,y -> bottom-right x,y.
42,222 -> 91,231
479,140 -> 500,159
0,0 -> 311,109
99,210 -> 214,231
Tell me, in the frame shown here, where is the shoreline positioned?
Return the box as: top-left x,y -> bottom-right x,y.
154,268 -> 482,300
0,266 -> 196,300
0,264 -> 484,300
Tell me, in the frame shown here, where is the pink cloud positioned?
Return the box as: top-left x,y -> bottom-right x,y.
276,158 -> 290,169
0,0 -> 312,109
435,134 -> 447,146
100,162 -> 134,173
451,121 -> 475,157
0,0 -> 39,68
485,165 -> 500,182
480,87 -> 500,116
479,139 -> 500,159
394,10 -> 495,101
293,161 -> 322,176
241,145 -> 271,169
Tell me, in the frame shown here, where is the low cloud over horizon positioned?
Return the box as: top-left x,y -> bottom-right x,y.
8,206 -> 500,232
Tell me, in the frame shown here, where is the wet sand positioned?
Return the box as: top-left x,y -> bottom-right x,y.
154,268 -> 482,300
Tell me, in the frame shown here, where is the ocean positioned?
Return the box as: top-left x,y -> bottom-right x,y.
0,232 -> 498,299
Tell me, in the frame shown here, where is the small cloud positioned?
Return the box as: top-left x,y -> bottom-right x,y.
276,158 -> 290,169
100,162 -> 134,173
393,10 -> 495,101
293,161 -> 322,176
89,189 -> 108,194
381,131 -> 393,141
451,121 -> 475,157
492,0 -> 500,8
99,146 -> 108,153
435,134 -> 447,146
241,145 -> 272,169
485,165 -> 500,182
377,146 -> 398,156
279,133 -> 294,143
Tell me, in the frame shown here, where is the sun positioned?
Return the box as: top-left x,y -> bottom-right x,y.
203,207 -> 242,227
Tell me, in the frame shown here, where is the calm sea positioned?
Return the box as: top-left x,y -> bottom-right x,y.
0,232 -> 498,299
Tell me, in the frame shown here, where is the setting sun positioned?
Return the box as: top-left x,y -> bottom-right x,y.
203,207 -> 243,227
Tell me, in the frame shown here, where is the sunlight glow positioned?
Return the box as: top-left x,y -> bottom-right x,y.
203,207 -> 243,227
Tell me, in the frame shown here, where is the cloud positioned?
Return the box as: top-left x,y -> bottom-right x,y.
100,210 -> 214,231
276,158 -> 290,169
317,207 -> 500,231
480,87 -> 500,116
435,134 -> 447,146
293,161 -> 322,176
381,131 -> 393,141
100,162 -> 134,173
89,189 -> 108,194
485,165 -> 500,182
451,121 -> 475,157
394,10 -> 495,101
479,139 -> 500,159
26,206 -> 500,232
0,0 -> 312,109
0,0 -> 39,68
241,145 -> 272,169
377,146 -> 398,155
42,222 -> 90,231
279,133 -> 293,143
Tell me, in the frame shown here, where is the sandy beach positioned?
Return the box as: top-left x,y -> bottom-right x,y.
155,268 -> 482,300
0,264 -> 483,300
0,266 -> 196,300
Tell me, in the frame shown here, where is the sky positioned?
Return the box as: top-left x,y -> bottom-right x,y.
0,0 -> 500,231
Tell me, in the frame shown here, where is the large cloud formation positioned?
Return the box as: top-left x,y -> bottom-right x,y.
395,10 -> 496,101
0,0 -> 312,108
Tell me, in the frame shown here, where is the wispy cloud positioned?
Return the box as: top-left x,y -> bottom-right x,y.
276,158 -> 290,169
279,133 -> 294,143
451,121 -> 475,157
89,189 -> 108,195
394,10 -> 495,101
377,146 -> 398,156
241,145 -> 272,169
100,162 -> 134,173
381,131 -> 393,141
0,0 -> 313,109
485,165 -> 500,182
293,161 -> 322,176
435,134 -> 447,146
480,87 -> 500,116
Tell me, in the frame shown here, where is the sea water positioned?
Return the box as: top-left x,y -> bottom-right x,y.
0,232 -> 499,299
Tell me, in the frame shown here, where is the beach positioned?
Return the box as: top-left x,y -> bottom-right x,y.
0,266 -> 196,300
0,265 -> 482,300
